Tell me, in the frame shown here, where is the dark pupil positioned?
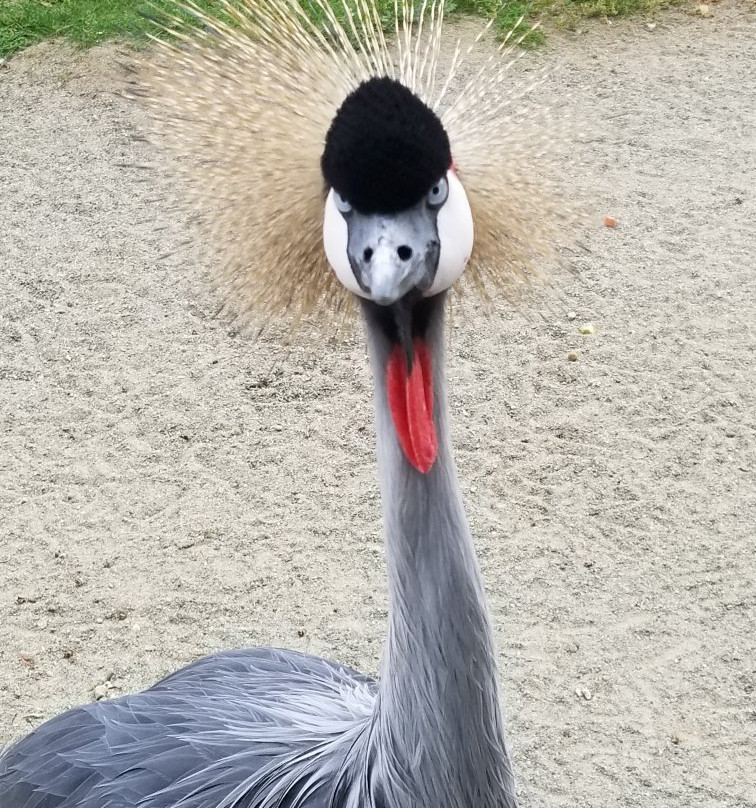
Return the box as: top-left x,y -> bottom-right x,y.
432,186 -> 439,195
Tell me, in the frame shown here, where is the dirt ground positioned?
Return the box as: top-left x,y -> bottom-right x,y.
1,3 -> 754,806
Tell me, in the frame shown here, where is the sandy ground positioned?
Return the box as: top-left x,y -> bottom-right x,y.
1,4 -> 755,806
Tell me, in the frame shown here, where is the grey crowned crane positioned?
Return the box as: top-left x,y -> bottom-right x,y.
0,2 -> 573,806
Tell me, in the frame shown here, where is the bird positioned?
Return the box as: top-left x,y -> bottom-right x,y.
0,1 -> 575,806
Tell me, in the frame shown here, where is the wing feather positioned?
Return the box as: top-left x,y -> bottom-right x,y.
0,648 -> 376,808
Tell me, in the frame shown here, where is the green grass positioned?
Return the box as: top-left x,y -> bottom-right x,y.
531,0 -> 680,28
0,0 -> 219,57
0,0 -> 677,58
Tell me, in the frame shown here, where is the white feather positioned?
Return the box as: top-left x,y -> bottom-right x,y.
323,189 -> 367,298
428,169 -> 474,296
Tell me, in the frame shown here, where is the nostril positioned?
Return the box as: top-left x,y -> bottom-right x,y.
397,245 -> 413,262
363,247 -> 374,263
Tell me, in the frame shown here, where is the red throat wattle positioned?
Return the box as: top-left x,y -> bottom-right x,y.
386,338 -> 438,473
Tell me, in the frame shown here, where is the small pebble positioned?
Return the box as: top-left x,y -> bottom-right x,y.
93,684 -> 109,701
578,323 -> 595,335
603,216 -> 618,228
567,311 -> 577,320
567,352 -> 579,362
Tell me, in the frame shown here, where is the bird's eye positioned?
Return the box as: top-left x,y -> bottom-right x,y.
427,176 -> 449,209
334,192 -> 353,215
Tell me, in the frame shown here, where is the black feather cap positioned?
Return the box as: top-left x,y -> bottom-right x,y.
321,77 -> 452,215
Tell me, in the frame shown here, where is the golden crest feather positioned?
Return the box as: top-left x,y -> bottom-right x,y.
143,0 -> 576,329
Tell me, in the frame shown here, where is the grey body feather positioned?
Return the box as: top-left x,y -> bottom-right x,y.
0,649 -> 376,808
0,298 -> 518,808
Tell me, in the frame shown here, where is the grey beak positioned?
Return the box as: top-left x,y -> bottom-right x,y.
345,202 -> 441,306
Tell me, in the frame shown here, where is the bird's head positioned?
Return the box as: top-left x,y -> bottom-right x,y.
321,78 -> 473,474
321,77 -> 473,309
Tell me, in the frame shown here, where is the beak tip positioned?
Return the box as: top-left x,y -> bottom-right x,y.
367,264 -> 411,307
371,292 -> 402,306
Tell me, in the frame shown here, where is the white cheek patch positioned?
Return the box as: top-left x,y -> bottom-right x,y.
323,190 -> 366,298
428,169 -> 474,296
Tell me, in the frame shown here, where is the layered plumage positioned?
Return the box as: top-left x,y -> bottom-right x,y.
1,650 -> 376,808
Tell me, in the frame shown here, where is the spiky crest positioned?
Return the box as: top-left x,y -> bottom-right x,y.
143,0 -> 577,330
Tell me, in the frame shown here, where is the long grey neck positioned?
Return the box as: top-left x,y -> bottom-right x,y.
360,296 -> 518,808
